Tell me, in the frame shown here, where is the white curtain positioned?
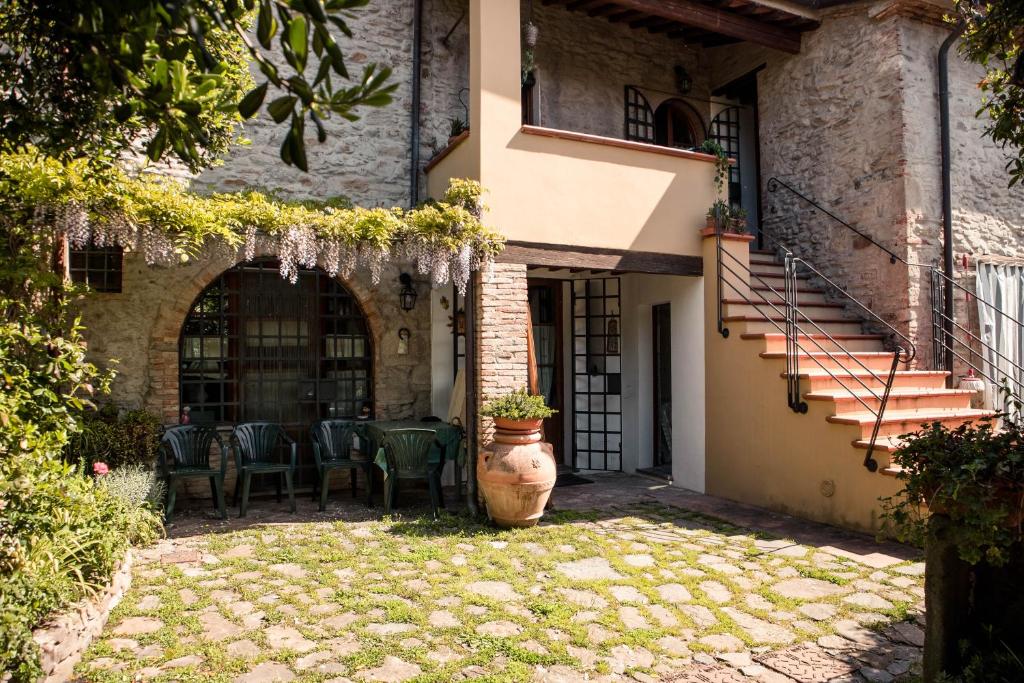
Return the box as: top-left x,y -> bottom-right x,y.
975,262 -> 1024,414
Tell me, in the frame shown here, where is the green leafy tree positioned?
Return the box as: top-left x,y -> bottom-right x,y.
0,0 -> 396,172
956,0 -> 1024,186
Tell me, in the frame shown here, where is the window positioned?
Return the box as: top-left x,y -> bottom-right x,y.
69,244 -> 123,292
654,98 -> 704,149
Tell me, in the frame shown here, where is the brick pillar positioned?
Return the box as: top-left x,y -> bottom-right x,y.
475,262 -> 530,446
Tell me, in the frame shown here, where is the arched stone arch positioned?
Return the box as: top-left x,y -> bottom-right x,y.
144,252 -> 390,424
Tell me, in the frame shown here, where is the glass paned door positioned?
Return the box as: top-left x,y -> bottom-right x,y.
653,303 -> 673,466
571,278 -> 622,471
529,281 -> 564,462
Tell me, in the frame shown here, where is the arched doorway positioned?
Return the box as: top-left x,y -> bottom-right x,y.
179,259 -> 373,486
654,98 -> 704,149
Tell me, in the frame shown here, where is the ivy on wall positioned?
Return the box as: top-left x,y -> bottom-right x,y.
1,149 -> 503,294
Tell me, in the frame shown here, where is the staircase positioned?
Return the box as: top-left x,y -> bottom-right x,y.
731,247 -> 991,477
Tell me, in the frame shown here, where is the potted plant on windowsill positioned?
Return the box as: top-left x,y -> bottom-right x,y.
478,388 -> 558,528
447,117 -> 467,146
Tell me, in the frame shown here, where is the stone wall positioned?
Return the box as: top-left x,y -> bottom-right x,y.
474,263 -> 530,445
186,0 -> 469,209
76,249 -> 432,424
708,2 -> 1024,367
526,3 -> 709,139
30,552 -> 133,683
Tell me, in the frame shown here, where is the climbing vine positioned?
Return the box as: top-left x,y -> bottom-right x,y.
0,149 -> 503,295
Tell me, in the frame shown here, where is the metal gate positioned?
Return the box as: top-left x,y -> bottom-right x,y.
179,259 -> 373,487
709,106 -> 742,207
571,278 -> 622,471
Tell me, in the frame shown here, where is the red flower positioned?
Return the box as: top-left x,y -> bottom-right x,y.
92,462 -> 109,476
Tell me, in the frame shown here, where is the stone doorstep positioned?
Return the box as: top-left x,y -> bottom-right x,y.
32,550 -> 134,682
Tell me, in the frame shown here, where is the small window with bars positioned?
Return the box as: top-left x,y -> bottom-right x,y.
69,244 -> 123,293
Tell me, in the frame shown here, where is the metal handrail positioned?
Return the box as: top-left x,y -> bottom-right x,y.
714,235 -> 906,470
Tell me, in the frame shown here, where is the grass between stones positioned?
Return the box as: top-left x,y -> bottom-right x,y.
78,503 -> 924,682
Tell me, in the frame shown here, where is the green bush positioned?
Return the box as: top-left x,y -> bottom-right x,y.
0,305 -> 162,681
66,407 -> 162,470
481,388 -> 557,420
100,464 -> 166,509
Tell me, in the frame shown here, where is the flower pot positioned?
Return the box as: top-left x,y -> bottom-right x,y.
477,422 -> 556,528
492,417 -> 544,433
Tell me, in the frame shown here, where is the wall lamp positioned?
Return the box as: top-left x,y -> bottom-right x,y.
399,273 -> 418,311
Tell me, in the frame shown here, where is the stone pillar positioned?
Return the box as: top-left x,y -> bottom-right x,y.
474,262 -> 530,446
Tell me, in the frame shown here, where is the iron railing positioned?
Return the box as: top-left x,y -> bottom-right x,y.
766,176 -> 1024,421
714,224 -> 912,471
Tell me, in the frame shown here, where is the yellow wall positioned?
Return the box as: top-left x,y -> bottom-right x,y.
425,0 -> 717,257
701,234 -> 902,532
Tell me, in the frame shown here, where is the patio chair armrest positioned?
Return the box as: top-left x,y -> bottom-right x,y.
156,443 -> 172,478
213,433 -> 228,476
289,441 -> 297,470
311,440 -> 323,469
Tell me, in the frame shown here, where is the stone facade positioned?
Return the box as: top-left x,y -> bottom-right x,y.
525,2 -> 709,138
76,249 -> 432,423
709,2 -> 1024,367
475,263 -> 530,445
29,552 -> 133,683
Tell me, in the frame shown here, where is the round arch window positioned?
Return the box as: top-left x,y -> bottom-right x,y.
654,98 -> 704,149
178,259 -> 373,477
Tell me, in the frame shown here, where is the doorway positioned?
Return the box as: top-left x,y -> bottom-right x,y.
528,280 -> 564,462
652,303 -> 673,469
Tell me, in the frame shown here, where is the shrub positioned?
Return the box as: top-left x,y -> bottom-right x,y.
0,306 -> 163,681
481,388 -> 557,420
66,407 -> 162,470
100,464 -> 166,509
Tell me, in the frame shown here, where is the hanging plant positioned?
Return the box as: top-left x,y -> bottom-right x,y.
1,149 -> 504,295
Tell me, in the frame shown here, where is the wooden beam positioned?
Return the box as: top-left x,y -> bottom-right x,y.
603,0 -> 802,53
607,9 -> 643,22
588,4 -> 618,17
497,241 -> 703,277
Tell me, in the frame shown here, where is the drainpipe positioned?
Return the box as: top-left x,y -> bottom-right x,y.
410,0 -> 424,207
939,24 -> 964,378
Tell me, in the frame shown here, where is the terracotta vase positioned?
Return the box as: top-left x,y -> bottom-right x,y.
477,420 -> 557,528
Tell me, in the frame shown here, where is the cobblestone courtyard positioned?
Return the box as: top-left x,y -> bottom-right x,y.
79,476 -> 926,682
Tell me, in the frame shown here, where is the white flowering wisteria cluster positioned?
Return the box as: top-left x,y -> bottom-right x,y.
4,150 -> 503,295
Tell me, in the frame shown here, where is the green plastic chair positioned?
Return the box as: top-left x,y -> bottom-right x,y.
311,419 -> 374,511
158,425 -> 227,522
381,428 -> 442,518
230,422 -> 297,517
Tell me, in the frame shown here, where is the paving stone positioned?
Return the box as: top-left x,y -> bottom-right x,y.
817,635 -> 856,650
476,620 -> 522,637
755,644 -> 857,683
226,639 -> 261,659
648,604 -> 679,627
321,612 -> 359,629
112,616 -> 164,636
699,580 -> 732,604
295,651 -> 336,671
618,605 -> 649,629
466,605 -> 488,616
223,544 -> 255,559
571,609 -> 599,623
716,651 -> 753,667
799,602 -> 837,621
426,645 -> 463,665
270,563 -> 308,578
555,557 -> 623,581
265,624 -> 316,652
721,608 -> 795,645
681,604 -> 718,627
106,638 -> 139,653
892,562 -> 925,576
365,622 -> 416,636
745,594 -> 775,611
661,663 -> 748,682
609,585 -> 649,604
235,662 -> 296,683
834,619 -> 889,647
428,610 -> 460,627
606,644 -> 655,671
466,580 -> 521,602
556,588 -> 608,609
163,654 -> 204,669
843,592 -> 894,610
161,550 -> 202,564
137,594 -> 161,611
585,623 -> 616,644
179,588 -> 199,606
656,636 -> 692,657
450,555 -> 467,566
623,554 -> 655,567
859,667 -> 894,682
698,634 -> 745,652
772,577 -> 848,600
657,583 -> 693,603
887,621 -> 925,647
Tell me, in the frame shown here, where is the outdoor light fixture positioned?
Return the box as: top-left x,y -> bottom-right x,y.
674,65 -> 692,95
399,273 -> 418,311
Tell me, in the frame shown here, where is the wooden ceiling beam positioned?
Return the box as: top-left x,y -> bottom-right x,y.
648,20 -> 683,34
602,0 -> 802,53
588,4 -> 619,17
607,9 -> 643,22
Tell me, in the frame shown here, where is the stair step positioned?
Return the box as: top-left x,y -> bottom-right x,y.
751,271 -> 811,281
880,466 -> 902,477
750,248 -> 776,256
750,286 -> 829,305
723,304 -> 857,324
787,368 -> 950,391
725,299 -> 844,309
852,435 -> 904,453
729,316 -> 864,336
827,408 -> 993,439
761,351 -> 904,371
806,387 -> 975,413
744,332 -> 887,353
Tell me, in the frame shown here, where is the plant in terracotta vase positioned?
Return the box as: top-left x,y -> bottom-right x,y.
481,387 -> 556,433
447,117 -> 467,145
706,199 -> 730,232
729,206 -> 748,234
478,388 -> 558,528
700,139 -> 731,231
